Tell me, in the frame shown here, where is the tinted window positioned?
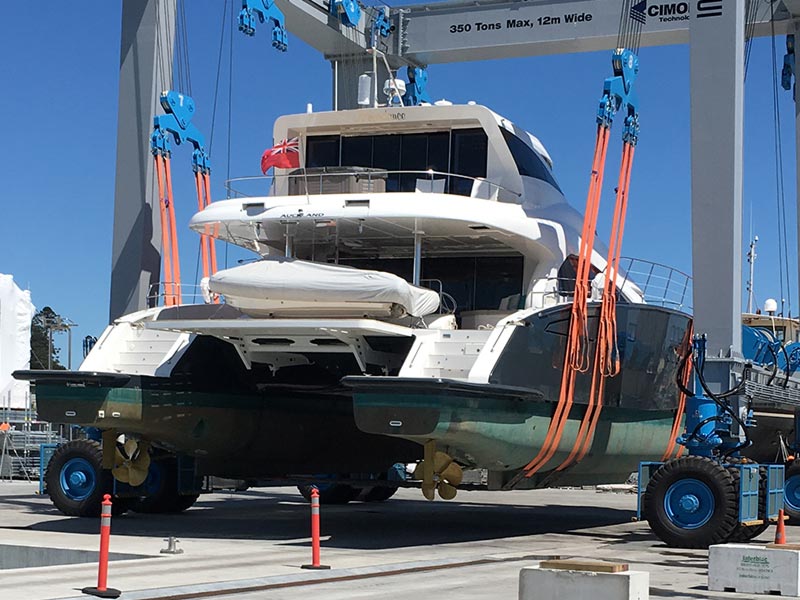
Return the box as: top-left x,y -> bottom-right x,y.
306,136 -> 339,168
400,134 -> 429,191
500,128 -> 562,192
427,132 -> 450,173
304,130 -> 489,197
450,129 -> 488,195
373,135 -> 401,191
341,136 -> 373,168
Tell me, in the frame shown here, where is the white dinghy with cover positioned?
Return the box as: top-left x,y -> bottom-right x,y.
207,258 -> 440,318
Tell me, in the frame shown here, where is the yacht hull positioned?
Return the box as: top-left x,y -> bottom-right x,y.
348,303 -> 693,487
32,377 -> 421,477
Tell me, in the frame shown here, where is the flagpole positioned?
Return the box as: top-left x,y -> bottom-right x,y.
299,132 -> 310,204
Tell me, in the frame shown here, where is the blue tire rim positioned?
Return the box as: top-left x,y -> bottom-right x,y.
59,457 -> 97,501
663,477 -> 715,530
785,474 -> 800,512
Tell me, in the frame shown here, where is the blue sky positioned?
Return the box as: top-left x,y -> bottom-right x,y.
0,1 -> 797,364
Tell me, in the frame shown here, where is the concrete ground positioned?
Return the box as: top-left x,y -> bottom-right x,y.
0,481 -> 786,599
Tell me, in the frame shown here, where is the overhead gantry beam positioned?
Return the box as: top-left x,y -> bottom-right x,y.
395,0 -> 794,65
276,0 -> 797,68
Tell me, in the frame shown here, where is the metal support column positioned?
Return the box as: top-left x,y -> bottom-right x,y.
412,231 -> 422,286
794,20 -> 800,335
109,0 -> 176,322
690,0 -> 745,359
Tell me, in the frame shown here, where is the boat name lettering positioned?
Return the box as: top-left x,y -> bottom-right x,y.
389,112 -> 406,120
279,211 -> 325,219
448,12 -> 593,34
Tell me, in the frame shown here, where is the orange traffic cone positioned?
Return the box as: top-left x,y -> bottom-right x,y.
775,509 -> 787,545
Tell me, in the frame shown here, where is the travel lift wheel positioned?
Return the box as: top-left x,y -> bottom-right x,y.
45,440 -> 128,518
643,456 -> 739,548
784,460 -> 800,522
130,458 -> 199,514
727,465 -> 770,542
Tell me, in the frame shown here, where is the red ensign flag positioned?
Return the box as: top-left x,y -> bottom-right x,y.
261,137 -> 300,173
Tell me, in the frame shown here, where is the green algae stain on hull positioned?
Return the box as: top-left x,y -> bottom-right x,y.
353,388 -> 676,484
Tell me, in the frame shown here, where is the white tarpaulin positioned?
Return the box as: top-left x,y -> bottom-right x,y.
209,259 -> 440,317
0,275 -> 34,410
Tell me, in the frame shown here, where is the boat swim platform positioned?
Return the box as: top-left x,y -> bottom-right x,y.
0,481 -> 785,600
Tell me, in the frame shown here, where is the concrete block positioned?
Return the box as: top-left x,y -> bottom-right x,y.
519,566 -> 649,600
709,543 -> 800,596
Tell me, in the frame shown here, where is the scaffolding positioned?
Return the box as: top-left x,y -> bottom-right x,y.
0,394 -> 65,482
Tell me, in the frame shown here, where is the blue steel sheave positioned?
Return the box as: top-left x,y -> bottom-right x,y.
330,0 -> 361,28
403,67 -> 431,107
238,0 -> 288,52
151,91 -> 211,174
598,48 -> 639,144
370,8 -> 392,48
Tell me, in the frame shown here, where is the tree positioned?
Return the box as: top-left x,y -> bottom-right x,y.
30,307 -> 66,370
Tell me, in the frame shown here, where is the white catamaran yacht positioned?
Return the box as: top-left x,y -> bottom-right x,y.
19,102 -> 694,513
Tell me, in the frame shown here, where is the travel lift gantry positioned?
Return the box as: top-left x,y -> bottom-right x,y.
110,0 -> 800,545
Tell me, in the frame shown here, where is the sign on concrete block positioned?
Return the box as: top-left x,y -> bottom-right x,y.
519,566 -> 649,600
709,544 -> 800,596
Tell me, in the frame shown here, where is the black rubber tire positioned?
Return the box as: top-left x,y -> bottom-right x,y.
358,484 -> 399,502
643,456 -> 738,548
727,466 -> 770,542
785,461 -> 800,524
169,493 -> 200,513
297,484 -> 360,504
45,440 -> 118,518
130,459 -> 198,514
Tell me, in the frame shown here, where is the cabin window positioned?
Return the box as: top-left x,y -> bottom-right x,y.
500,128 -> 562,192
306,135 -> 340,168
373,135 -> 401,191
341,136 -> 373,168
399,133 -> 429,192
450,129 -> 488,196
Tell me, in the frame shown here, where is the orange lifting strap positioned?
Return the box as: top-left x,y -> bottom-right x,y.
153,154 -> 182,306
502,125 -> 612,490
558,141 -> 636,470
505,126 -> 640,489
203,172 -> 218,274
194,171 -> 218,282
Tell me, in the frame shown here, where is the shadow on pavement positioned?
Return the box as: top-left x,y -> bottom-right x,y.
8,488 -> 637,550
